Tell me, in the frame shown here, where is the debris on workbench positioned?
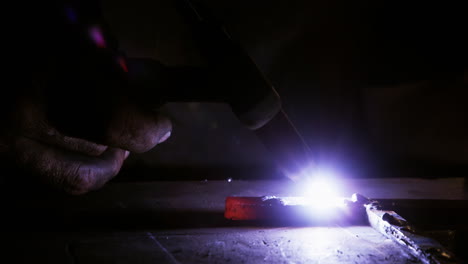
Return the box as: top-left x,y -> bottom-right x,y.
225,193 -> 460,263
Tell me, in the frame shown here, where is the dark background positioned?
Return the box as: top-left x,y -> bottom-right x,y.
1,3 -> 467,262
102,0 -> 467,180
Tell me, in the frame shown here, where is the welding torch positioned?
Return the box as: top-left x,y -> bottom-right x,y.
130,0 -> 315,181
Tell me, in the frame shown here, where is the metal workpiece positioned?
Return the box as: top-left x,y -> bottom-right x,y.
365,200 -> 459,264
224,194 -> 368,224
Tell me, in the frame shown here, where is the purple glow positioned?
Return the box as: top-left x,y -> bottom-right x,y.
89,26 -> 106,48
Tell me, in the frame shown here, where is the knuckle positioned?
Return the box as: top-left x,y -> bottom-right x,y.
108,109 -> 170,153
129,134 -> 158,153
65,166 -> 95,195
111,127 -> 159,153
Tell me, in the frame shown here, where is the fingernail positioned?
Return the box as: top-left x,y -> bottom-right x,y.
158,131 -> 171,144
124,150 -> 130,159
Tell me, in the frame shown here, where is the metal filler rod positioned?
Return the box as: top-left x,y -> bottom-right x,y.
175,0 -> 315,181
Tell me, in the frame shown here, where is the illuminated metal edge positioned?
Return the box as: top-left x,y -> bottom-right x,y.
365,200 -> 459,264
224,196 -> 366,224
225,194 -> 460,263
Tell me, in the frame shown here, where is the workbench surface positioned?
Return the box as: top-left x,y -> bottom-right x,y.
3,177 -> 467,263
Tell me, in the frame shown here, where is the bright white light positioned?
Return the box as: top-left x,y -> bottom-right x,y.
306,178 -> 340,208
292,166 -> 347,218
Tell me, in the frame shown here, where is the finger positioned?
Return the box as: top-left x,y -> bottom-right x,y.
15,137 -> 127,195
16,96 -> 109,156
25,127 -> 109,157
106,104 -> 172,153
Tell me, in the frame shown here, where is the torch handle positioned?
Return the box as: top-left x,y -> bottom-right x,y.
128,0 -> 316,181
